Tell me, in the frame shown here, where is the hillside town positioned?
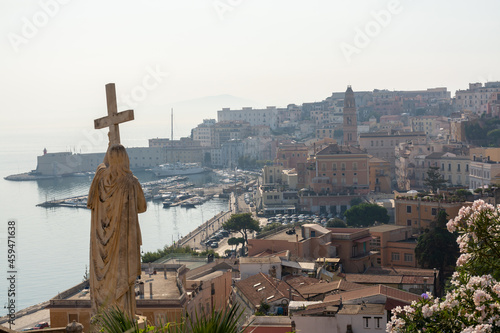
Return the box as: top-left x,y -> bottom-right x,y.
6,81 -> 500,333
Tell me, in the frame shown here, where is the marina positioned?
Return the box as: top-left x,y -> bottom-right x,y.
0,156 -> 257,315
35,174 -> 240,209
150,162 -> 207,177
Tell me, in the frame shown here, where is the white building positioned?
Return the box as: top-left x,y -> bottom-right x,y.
217,106 -> 279,130
221,139 -> 245,169
469,160 -> 500,190
192,119 -> 216,147
455,82 -> 500,114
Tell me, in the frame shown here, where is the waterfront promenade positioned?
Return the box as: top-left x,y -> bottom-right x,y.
177,192 -> 237,250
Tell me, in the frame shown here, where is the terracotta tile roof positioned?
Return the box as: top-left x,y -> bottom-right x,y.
296,279 -> 364,298
315,144 -> 366,155
240,256 -> 282,264
365,266 -> 437,277
186,260 -> 237,279
283,276 -> 319,289
235,273 -> 305,308
323,284 -> 421,304
253,249 -> 289,258
338,303 -> 385,315
294,300 -> 341,315
344,274 -> 402,284
401,275 -> 435,285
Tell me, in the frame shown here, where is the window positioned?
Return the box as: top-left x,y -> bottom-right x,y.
353,162 -> 358,170
457,164 -> 461,172
407,219 -> 411,226
404,253 -> 413,262
363,317 -> 370,329
332,163 -> 337,170
406,205 -> 412,213
431,208 -> 437,216
392,252 -> 400,261
341,163 -> 346,170
448,163 -> 451,171
352,245 -> 358,257
310,231 -> 316,237
441,163 -> 444,171
375,317 -> 382,329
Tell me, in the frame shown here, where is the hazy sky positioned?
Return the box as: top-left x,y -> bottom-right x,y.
1,0 -> 499,154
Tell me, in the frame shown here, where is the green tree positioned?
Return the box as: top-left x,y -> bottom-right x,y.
344,203 -> 389,227
326,218 -> 347,228
227,237 -> 245,253
415,210 -> 458,273
487,128 -> 500,145
222,213 -> 261,255
424,166 -> 447,192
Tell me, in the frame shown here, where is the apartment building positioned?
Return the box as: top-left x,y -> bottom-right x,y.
217,106 -> 279,129
455,82 -> 500,114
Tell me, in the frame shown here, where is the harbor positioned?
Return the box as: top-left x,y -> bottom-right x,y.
35,171 -> 256,210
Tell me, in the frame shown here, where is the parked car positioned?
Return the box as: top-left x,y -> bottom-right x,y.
28,322 -> 49,330
210,242 -> 219,248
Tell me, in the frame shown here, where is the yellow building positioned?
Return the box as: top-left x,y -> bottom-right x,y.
394,196 -> 471,232
298,144 -> 369,194
369,157 -> 391,193
369,225 -> 416,268
470,147 -> 500,162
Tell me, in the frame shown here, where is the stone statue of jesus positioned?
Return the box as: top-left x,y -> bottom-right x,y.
87,144 -> 146,319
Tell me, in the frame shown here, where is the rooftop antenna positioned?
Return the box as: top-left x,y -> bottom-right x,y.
171,108 -> 173,141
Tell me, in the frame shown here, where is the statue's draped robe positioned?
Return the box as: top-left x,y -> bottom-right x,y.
87,162 -> 146,318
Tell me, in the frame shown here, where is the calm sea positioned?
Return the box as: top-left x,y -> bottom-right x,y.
0,149 -> 228,315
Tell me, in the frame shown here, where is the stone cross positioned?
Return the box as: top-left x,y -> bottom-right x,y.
94,83 -> 134,145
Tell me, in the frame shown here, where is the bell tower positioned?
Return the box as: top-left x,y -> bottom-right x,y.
343,85 -> 357,146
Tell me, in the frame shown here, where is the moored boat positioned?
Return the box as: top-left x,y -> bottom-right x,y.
151,162 -> 206,177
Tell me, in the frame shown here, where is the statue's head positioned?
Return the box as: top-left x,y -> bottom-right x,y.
105,144 -> 131,174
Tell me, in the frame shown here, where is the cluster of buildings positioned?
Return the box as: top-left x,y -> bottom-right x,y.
46,223 -> 433,333
31,80 -> 500,332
